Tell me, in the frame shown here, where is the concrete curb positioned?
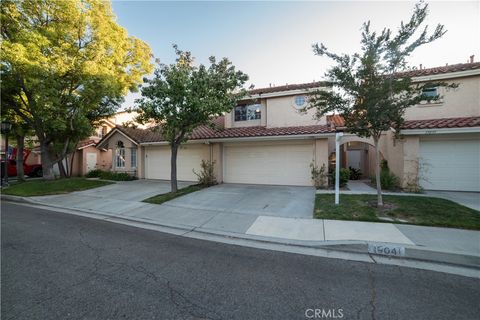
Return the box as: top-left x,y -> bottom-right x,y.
2,194 -> 479,270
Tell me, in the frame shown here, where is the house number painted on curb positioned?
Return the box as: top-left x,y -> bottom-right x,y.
368,244 -> 405,257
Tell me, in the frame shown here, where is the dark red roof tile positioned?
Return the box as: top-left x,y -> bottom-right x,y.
394,62 -> 480,78
402,117 -> 480,130
247,81 -> 331,96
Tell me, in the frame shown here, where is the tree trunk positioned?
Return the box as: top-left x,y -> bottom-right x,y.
40,139 -> 55,180
69,150 -> 76,177
373,136 -> 383,207
16,134 -> 25,181
57,159 -> 67,178
170,143 -> 179,193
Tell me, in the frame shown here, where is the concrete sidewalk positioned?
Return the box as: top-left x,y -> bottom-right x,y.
3,191 -> 479,269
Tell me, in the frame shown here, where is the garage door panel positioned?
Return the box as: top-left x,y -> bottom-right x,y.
145,145 -> 208,181
224,143 -> 314,186
420,139 -> 480,191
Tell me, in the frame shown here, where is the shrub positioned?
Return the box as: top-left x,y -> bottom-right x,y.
310,162 -> 328,189
371,161 -> 399,190
85,169 -> 102,178
348,166 -> 362,180
330,168 -> 350,187
85,170 -> 136,181
193,160 -> 217,186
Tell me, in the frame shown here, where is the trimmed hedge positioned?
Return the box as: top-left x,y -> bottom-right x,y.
85,169 -> 136,181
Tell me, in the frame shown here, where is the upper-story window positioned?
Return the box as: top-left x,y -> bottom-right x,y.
235,104 -> 261,121
101,126 -> 108,137
293,95 -> 308,111
422,87 -> 438,100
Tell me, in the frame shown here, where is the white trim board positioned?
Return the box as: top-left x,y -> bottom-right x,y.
401,127 -> 480,135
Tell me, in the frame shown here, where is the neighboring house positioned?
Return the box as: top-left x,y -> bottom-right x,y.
96,61 -> 480,192
66,111 -> 148,176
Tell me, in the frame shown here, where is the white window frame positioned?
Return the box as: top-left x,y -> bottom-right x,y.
234,104 -> 261,122
115,141 -> 126,168
131,147 -> 137,169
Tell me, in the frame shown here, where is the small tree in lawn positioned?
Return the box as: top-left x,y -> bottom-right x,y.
136,46 -> 248,193
307,2 -> 454,207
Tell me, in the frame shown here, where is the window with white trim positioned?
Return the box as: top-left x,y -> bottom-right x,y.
234,104 -> 261,121
422,87 -> 438,100
131,147 -> 137,168
115,141 -> 125,168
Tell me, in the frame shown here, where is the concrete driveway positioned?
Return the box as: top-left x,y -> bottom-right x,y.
163,183 -> 315,218
74,179 -> 194,201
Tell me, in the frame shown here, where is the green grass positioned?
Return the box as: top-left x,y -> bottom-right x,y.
314,194 -> 480,230
2,178 -> 114,197
143,184 -> 205,205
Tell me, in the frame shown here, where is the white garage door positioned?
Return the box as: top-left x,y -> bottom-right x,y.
419,139 -> 480,191
224,142 -> 314,186
145,145 -> 208,181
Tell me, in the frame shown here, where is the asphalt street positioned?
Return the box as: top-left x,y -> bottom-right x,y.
2,202 -> 479,320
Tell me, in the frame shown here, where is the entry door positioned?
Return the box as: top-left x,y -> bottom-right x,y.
86,153 -> 97,172
347,150 -> 362,169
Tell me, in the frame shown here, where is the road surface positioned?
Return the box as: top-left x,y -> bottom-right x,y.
2,202 -> 479,320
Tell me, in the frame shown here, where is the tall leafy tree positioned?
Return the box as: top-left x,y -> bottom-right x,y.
308,2 -> 453,206
1,0 -> 153,179
136,45 -> 248,192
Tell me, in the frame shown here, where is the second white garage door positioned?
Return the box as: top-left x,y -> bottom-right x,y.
223,142 -> 314,186
419,138 -> 480,191
145,145 -> 209,181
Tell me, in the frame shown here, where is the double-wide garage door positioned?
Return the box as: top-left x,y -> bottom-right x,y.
223,142 -> 314,186
145,145 -> 209,181
419,139 -> 480,191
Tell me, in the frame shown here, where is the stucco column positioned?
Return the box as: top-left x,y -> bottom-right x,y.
402,136 -> 420,189
314,138 -> 329,187
210,143 -> 223,183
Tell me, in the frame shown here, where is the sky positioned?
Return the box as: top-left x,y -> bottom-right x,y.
111,1 -> 480,109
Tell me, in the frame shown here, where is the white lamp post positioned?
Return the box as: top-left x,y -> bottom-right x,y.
335,131 -> 344,205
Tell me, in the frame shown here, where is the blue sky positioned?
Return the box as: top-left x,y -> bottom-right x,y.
111,1 -> 480,109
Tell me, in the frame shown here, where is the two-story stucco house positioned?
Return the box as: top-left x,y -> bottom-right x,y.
97,61 -> 480,192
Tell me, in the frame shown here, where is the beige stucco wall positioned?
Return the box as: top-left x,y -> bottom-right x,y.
265,95 -> 326,127
405,76 -> 480,121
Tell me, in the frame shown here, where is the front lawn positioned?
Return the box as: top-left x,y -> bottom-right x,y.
143,184 -> 205,205
2,178 -> 114,197
314,194 -> 480,230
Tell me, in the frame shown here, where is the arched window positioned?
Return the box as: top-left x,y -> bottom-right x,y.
115,141 -> 125,168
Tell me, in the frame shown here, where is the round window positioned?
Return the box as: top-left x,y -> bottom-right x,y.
294,95 -> 306,109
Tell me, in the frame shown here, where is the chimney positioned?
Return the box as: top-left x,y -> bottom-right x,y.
470,55 -> 475,63
269,83 -> 272,88
419,64 -> 423,70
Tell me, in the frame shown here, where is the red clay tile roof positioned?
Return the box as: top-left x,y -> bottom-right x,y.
247,81 -> 331,96
401,116 -> 480,130
326,115 -> 345,127
394,62 -> 480,78
325,115 -> 480,130
114,116 -> 333,143
76,139 -> 97,149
